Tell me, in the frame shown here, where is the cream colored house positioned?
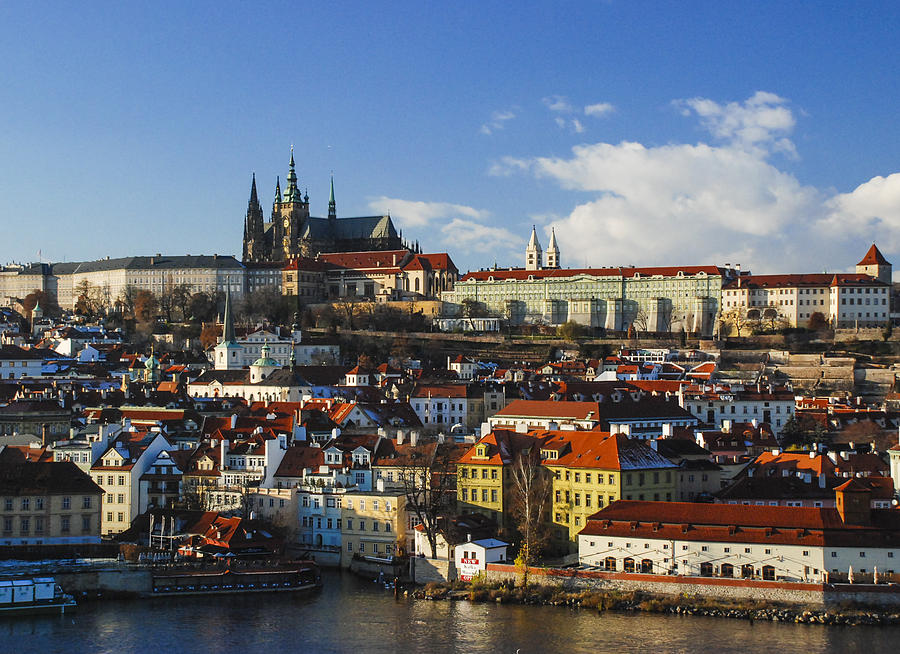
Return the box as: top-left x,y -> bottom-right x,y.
340,487 -> 407,566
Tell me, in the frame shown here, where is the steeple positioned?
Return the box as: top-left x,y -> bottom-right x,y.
284,146 -> 303,203
525,225 -> 543,271
328,175 -> 337,221
213,288 -> 243,371
222,287 -> 236,344
546,227 -> 560,269
274,176 -> 282,205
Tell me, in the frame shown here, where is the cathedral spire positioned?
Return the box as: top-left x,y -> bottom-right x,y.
328,174 -> 337,220
284,146 -> 302,203
249,172 -> 259,205
274,176 -> 282,205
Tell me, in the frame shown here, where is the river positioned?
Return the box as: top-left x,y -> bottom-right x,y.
4,570 -> 898,653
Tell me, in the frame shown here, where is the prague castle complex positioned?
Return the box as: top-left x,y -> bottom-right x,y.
242,148 -> 402,263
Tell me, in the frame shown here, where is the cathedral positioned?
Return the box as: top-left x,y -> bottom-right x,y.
242,148 -> 403,263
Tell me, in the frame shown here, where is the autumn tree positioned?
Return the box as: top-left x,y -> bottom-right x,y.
22,290 -> 59,318
116,284 -> 139,318
509,449 -> 552,567
200,323 -> 222,350
134,290 -> 159,323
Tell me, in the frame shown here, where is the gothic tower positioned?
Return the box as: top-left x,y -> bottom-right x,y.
275,147 -> 310,260
242,174 -> 265,262
525,225 -> 543,271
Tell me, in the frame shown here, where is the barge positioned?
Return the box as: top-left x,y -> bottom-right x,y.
150,562 -> 322,597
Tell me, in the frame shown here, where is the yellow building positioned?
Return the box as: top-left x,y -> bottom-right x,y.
340,488 -> 407,567
539,431 -> 679,554
0,447 -> 103,545
456,429 -> 548,531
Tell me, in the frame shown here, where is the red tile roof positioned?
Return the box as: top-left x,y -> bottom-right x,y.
858,244 -> 891,266
461,265 -> 723,282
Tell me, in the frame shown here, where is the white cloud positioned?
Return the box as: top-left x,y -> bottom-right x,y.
367,197 -> 489,228
480,108 -> 517,135
572,118 -> 585,134
543,95 -> 573,113
584,102 -> 615,117
440,219 -> 523,256
491,92 -> 871,273
820,173 -> 900,251
675,90 -> 797,157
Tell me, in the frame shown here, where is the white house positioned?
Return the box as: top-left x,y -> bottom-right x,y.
456,538 -> 510,581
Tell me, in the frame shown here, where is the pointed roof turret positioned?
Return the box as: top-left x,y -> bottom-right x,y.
527,225 -> 541,249
328,175 -> 337,220
274,176 -> 282,205
547,227 -> 558,250
858,243 -> 891,266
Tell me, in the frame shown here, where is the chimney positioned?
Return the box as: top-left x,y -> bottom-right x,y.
809,450 -> 817,459
661,423 -> 673,438
396,430 -> 405,445
835,481 -> 872,525
751,418 -> 758,428
649,439 -> 658,451
410,431 -> 419,447
41,423 -> 50,447
230,414 -> 238,429
818,473 -> 826,489
828,451 -> 838,464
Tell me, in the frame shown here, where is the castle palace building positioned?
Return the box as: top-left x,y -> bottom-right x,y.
243,149 -> 402,263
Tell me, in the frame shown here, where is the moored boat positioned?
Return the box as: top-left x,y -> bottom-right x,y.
0,577 -> 77,616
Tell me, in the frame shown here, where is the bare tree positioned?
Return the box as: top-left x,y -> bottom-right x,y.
399,442 -> 460,559
508,450 -> 552,568
723,307 -> 752,337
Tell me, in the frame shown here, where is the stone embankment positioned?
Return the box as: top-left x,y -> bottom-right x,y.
412,581 -> 900,626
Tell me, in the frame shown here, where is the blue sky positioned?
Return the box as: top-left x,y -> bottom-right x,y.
1,2 -> 898,275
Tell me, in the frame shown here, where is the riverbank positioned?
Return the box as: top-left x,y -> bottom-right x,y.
413,580 -> 900,626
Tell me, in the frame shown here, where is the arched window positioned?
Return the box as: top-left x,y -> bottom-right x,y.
623,557 -> 635,573
604,556 -> 616,571
640,559 -> 653,574
720,563 -> 734,578
741,564 -> 754,578
699,562 -> 713,577
415,278 -> 420,293
762,565 -> 775,581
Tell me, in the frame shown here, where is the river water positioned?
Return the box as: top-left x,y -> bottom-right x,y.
4,570 -> 898,653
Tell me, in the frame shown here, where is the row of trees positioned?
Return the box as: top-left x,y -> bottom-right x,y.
70,279 -> 298,326
722,307 -> 829,337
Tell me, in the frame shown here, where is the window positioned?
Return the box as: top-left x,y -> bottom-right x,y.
347,542 -> 353,552
62,497 -> 71,510
82,516 -> 91,531
82,496 -> 92,509
385,522 -> 391,532
61,516 -> 70,532
3,498 -> 11,511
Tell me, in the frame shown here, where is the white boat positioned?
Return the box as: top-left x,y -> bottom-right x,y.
0,577 -> 77,616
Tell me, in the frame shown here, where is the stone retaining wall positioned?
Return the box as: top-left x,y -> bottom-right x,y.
482,564 -> 900,608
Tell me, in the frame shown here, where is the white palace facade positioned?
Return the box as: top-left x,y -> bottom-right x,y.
441,227 -> 732,335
